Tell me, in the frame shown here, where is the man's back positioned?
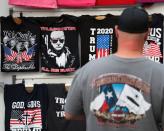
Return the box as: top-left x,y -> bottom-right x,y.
65,55 -> 164,131
65,6 -> 164,131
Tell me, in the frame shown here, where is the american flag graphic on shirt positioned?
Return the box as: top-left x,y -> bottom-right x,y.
96,35 -> 110,58
22,46 -> 35,61
16,54 -> 23,64
10,108 -> 42,129
16,45 -> 35,63
4,46 -> 17,61
143,42 -> 162,58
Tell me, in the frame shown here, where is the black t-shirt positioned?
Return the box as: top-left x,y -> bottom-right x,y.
78,14 -> 118,66
143,14 -> 163,63
4,84 -> 48,131
47,84 -> 86,131
36,15 -> 80,73
1,16 -> 40,72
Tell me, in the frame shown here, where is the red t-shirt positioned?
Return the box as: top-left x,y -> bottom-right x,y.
57,0 -> 96,7
139,0 -> 164,3
96,0 -> 137,6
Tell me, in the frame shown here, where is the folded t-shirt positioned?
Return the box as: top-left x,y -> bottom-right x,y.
57,0 -> 95,7
9,0 -> 57,8
96,0 -> 137,6
138,0 -> 164,3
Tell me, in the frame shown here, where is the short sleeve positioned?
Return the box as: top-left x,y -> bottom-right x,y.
65,68 -> 84,115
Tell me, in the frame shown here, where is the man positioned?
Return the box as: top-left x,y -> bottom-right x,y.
65,6 -> 164,131
9,39 -> 17,50
16,41 -> 22,54
3,35 -> 9,46
47,30 -> 75,68
30,36 -> 36,46
24,41 -> 30,52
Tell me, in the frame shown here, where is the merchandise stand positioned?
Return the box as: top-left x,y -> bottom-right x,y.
0,2 -> 164,131
9,6 -> 127,17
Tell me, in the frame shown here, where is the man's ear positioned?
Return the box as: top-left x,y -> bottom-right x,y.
115,25 -> 119,38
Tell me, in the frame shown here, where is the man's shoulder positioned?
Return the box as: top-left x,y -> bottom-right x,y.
85,56 -> 111,66
147,60 -> 164,73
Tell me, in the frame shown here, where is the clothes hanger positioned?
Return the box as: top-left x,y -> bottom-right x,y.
9,8 -> 23,25
22,79 -> 34,93
25,84 -> 34,93
148,15 -> 152,25
65,83 -> 71,92
95,15 -> 106,20
9,8 -> 14,17
13,12 -> 23,25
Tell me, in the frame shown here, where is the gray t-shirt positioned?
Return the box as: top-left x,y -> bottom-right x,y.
65,55 -> 164,131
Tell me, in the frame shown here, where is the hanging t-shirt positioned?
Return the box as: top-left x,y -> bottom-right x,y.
57,0 -> 95,7
36,15 -> 80,73
138,0 -> 164,3
143,14 -> 163,63
47,84 -> 86,131
1,16 -> 40,72
4,84 -> 48,131
96,0 -> 137,6
79,14 -> 118,66
9,0 -> 57,8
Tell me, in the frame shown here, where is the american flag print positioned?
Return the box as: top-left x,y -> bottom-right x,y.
16,45 -> 35,63
10,108 -> 42,130
22,51 -> 32,61
143,42 -> 162,58
22,45 -> 35,61
16,54 -> 23,64
96,35 -> 110,58
4,46 -> 17,61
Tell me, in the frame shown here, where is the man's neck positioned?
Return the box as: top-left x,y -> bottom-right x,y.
116,40 -> 144,58
114,50 -> 144,58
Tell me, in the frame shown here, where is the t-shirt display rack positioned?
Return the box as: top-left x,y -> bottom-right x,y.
8,5 -> 137,18
5,76 -> 86,131
9,5 -> 130,14
1,4 -> 163,131
12,74 -> 72,89
5,5 -> 164,78
2,6 -> 124,92
6,6 -> 125,83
